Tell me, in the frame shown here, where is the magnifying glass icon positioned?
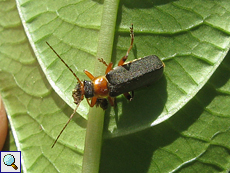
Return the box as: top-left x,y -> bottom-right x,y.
3,154 -> 18,170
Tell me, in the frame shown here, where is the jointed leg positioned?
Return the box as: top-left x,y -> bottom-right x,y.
98,58 -> 108,67
98,58 -> 113,74
91,96 -> 115,108
86,97 -> 97,107
108,96 -> 115,106
118,24 -> 134,66
84,70 -> 95,80
105,62 -> 113,74
123,91 -> 134,101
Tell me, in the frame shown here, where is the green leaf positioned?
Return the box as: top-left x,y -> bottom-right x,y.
100,52 -> 230,172
18,0 -> 230,137
105,0 -> 230,137
1,0 -> 230,172
0,0 -> 85,172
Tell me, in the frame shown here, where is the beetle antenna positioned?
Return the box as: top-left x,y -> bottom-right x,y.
51,103 -> 80,148
46,42 -> 82,84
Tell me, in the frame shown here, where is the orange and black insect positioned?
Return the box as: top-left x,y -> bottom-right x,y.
46,25 -> 164,147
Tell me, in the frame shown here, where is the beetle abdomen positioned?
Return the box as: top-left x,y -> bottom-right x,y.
106,55 -> 164,97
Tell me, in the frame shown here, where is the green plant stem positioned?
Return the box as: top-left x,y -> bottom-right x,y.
82,0 -> 120,172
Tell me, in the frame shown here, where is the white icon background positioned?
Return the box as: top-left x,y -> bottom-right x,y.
1,151 -> 21,173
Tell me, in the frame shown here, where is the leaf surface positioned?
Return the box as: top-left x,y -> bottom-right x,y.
1,0 -> 230,172
101,52 -> 230,172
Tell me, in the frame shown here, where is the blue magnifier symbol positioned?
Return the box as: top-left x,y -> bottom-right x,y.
3,154 -> 18,170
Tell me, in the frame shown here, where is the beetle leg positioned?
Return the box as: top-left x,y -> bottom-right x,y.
98,58 -> 108,67
123,91 -> 134,101
108,96 -> 115,106
105,62 -> 113,74
97,58 -> 113,74
118,24 -> 134,66
86,97 -> 97,107
84,70 -> 95,80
